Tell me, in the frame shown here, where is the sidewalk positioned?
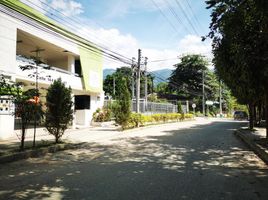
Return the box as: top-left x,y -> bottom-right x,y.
0,117 -> 224,163
235,127 -> 268,164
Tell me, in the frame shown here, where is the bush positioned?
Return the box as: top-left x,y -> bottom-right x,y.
45,78 -> 73,143
93,108 -> 112,122
111,78 -> 131,129
123,113 -> 194,129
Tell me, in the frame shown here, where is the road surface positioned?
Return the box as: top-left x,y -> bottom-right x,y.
0,119 -> 268,200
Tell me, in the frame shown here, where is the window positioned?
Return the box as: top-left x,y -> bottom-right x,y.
75,95 -> 90,109
75,60 -> 82,77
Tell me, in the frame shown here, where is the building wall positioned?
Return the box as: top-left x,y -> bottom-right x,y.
0,10 -> 104,139
0,13 -> 17,75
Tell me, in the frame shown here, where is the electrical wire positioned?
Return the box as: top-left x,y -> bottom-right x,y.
185,0 -> 205,31
163,0 -> 193,35
23,0 -> 135,62
0,1 -> 134,66
150,0 -> 181,35
174,0 -> 199,35
32,0 -> 134,63
148,70 -> 202,96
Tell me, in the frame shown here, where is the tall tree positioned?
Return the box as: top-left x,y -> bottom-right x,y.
112,77 -> 131,129
206,0 -> 268,133
169,54 -> 208,99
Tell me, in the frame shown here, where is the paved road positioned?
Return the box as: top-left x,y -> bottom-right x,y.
0,119 -> 268,200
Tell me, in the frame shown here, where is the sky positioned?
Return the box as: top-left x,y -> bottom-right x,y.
21,0 -> 213,71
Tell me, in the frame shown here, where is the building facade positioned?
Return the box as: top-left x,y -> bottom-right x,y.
0,0 -> 104,139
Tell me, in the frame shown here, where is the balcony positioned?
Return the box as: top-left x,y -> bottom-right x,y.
16,55 -> 83,90
16,29 -> 84,90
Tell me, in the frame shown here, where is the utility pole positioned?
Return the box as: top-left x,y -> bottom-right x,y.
31,48 -> 44,148
136,49 -> 141,113
219,80 -> 222,117
131,57 -> 135,100
144,57 -> 148,111
202,70 -> 205,116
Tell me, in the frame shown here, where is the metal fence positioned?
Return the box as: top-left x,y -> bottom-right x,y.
104,99 -> 184,114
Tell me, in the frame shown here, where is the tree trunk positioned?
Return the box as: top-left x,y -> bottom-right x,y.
257,101 -> 262,126
249,103 -> 254,130
20,123 -> 25,151
265,92 -> 268,141
55,129 -> 59,143
253,104 -> 257,126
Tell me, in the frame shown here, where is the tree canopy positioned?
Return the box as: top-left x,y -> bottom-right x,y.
206,0 -> 268,132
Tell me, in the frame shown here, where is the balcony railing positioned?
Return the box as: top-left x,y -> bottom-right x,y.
16,55 -> 83,90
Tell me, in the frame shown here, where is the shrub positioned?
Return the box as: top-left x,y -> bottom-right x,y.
45,78 -> 73,143
111,78 -> 131,129
93,108 -> 112,122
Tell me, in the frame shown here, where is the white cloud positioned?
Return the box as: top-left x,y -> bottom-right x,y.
101,0 -> 174,19
50,0 -> 83,17
20,0 -> 212,70
76,27 -> 139,69
178,35 -> 211,56
81,30 -> 212,70
20,0 -> 83,17
91,32 -> 212,71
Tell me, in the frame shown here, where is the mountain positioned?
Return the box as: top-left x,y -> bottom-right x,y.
103,68 -> 173,85
149,69 -> 173,85
103,68 -> 116,79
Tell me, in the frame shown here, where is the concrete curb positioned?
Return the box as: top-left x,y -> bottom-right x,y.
0,142 -> 85,164
122,118 -> 195,133
234,129 -> 268,165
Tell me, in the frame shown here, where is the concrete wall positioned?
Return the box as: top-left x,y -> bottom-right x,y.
74,92 -> 104,127
0,13 -> 17,75
0,10 -> 104,138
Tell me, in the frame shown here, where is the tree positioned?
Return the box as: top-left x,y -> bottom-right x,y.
168,54 -> 209,99
103,66 -> 153,99
112,77 -> 131,129
0,75 -> 43,150
45,78 -> 73,143
103,67 -> 132,99
205,0 -> 268,133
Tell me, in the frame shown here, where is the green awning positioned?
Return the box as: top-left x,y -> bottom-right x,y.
79,47 -> 103,93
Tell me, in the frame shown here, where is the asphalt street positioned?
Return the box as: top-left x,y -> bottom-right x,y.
0,119 -> 268,200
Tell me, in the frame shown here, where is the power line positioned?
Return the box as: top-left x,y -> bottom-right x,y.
1,8 -> 124,65
150,0 -> 181,35
148,57 -> 179,63
32,0 -> 133,63
7,0 -> 134,66
148,70 -> 202,97
174,0 -> 199,35
185,0 -> 205,31
163,0 -> 193,35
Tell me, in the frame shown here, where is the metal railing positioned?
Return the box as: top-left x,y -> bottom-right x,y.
104,99 -> 179,114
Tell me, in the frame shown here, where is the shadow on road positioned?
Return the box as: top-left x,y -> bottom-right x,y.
1,120 -> 268,199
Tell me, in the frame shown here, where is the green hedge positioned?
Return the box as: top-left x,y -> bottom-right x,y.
125,113 -> 194,129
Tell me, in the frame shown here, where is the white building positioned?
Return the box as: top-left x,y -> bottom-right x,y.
0,0 -> 104,139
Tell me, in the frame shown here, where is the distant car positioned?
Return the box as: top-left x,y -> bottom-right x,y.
233,111 -> 248,120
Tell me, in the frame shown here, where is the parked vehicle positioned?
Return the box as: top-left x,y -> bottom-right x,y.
233,111 -> 248,120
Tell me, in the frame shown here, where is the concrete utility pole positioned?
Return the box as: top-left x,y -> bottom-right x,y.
131,57 -> 135,100
219,80 -> 222,116
202,70 -> 205,116
144,57 -> 148,110
136,49 -> 141,113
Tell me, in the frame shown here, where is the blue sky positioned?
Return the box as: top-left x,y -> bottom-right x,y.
22,0 -> 212,70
